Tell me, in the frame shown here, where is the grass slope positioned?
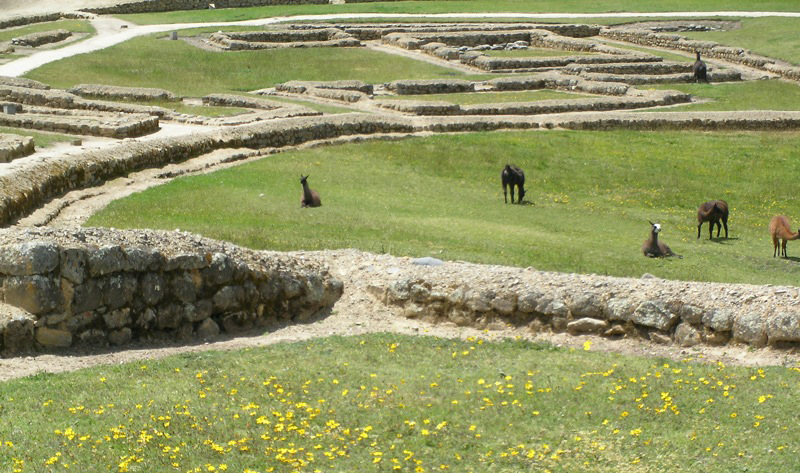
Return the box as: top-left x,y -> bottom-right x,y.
25,36 -> 466,97
0,334 -> 796,472
87,130 -> 800,286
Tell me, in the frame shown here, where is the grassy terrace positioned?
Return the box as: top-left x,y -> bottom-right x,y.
0,19 -> 95,43
0,333 -> 797,472
88,130 -> 800,287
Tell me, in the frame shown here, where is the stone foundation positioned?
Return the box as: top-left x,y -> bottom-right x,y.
0,227 -> 343,356
0,133 -> 34,163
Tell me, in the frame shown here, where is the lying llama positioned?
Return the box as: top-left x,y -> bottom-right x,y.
769,215 -> 800,258
693,51 -> 709,83
300,174 -> 321,208
642,221 -> 681,258
697,200 -> 729,239
501,164 -> 526,204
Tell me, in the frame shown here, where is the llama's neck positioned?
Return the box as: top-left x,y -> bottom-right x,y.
302,182 -> 312,199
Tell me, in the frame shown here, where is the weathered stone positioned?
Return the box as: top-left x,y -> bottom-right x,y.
606,298 -> 633,321
466,289 -> 492,312
1,310 -> 35,355
77,329 -> 107,347
36,326 -> 72,347
632,301 -> 678,331
303,274 -> 325,305
71,279 -> 103,313
196,317 -> 220,339
604,324 -> 628,336
176,322 -> 194,340
221,311 -> 254,332
124,246 -> 162,272
156,303 -> 183,329
170,272 -> 197,303
282,278 -> 302,299
543,299 -> 569,317
108,327 -> 132,346
674,322 -> 702,347
203,253 -> 234,285
733,311 -> 767,346
164,253 -> 206,271
388,278 -> 411,302
136,308 -> 156,329
101,274 -> 137,309
679,303 -> 705,324
66,311 -> 99,332
765,310 -> 800,344
490,293 -> 516,315
87,245 -> 127,276
140,273 -> 165,305
702,308 -> 735,332
447,308 -> 471,326
517,290 -> 542,313
185,299 -> 213,322
103,308 -> 131,329
0,241 -> 59,275
567,317 -> 608,334
213,285 -> 245,312
4,275 -> 62,315
410,283 -> 431,302
447,286 -> 466,305
649,332 -> 672,345
403,303 -> 426,319
60,247 -> 87,284
567,293 -> 604,318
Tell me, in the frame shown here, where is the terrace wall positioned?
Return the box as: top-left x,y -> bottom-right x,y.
0,227 -> 343,356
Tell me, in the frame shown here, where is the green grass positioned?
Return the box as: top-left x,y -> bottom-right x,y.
380,89 -> 592,104
0,333 -> 797,472
647,80 -> 800,112
87,130 -> 800,286
0,127 -> 77,148
25,35 -> 467,96
683,17 -> 800,66
117,1 -> 800,25
0,19 -> 95,43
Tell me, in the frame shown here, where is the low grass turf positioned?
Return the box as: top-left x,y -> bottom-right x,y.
646,80 -> 800,112
0,19 -> 95,43
117,0 -> 800,25
0,333 -> 796,472
683,17 -> 800,66
25,35 -> 470,97
0,127 -> 78,148
87,130 -> 800,287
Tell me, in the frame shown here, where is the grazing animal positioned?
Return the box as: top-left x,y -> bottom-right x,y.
501,165 -> 526,204
693,51 -> 709,83
697,200 -> 729,239
769,215 -> 800,258
299,174 -> 321,208
642,221 -> 681,258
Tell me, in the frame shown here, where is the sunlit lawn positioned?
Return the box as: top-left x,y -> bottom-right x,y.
0,127 -> 78,148
0,334 -> 796,473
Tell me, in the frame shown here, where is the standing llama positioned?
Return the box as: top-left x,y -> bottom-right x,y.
693,51 -> 709,83
697,200 -> 729,239
501,165 -> 526,204
642,221 -> 681,258
769,215 -> 800,258
300,174 -> 321,208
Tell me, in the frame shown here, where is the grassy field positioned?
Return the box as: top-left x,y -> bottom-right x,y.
0,127 -> 79,148
0,333 -> 796,473
25,36 -> 470,97
116,0 -> 800,25
646,80 -> 800,112
0,19 -> 95,43
87,130 -> 800,287
684,17 -> 800,66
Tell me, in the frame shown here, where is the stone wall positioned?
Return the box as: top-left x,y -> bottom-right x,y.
369,259 -> 800,349
10,29 -> 72,47
0,76 -> 50,90
0,133 -> 34,163
600,27 -> 800,83
0,227 -> 343,356
385,79 -> 475,95
80,0 -> 328,15
68,84 -> 177,102
0,106 -> 159,138
208,29 -> 361,50
0,12 -> 91,31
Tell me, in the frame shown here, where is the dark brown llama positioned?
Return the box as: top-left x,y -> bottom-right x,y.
642,221 -> 681,258
697,200 -> 729,239
769,215 -> 800,258
300,174 -> 321,208
501,164 -> 525,204
693,51 -> 709,83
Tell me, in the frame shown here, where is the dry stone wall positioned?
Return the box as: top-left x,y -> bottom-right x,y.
0,106 -> 159,138
10,29 -> 72,47
68,84 -> 177,102
367,259 -> 800,349
0,227 -> 343,356
80,0 -> 327,15
0,133 -> 34,163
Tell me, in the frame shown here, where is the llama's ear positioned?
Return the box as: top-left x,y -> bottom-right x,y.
649,220 -> 654,226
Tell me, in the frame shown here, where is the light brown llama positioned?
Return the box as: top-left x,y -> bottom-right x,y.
769,215 -> 800,258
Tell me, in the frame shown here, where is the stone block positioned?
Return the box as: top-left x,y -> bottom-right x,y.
36,326 -> 72,348
4,275 -> 63,315
632,300 -> 678,331
0,241 -> 59,275
567,317 -> 608,334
